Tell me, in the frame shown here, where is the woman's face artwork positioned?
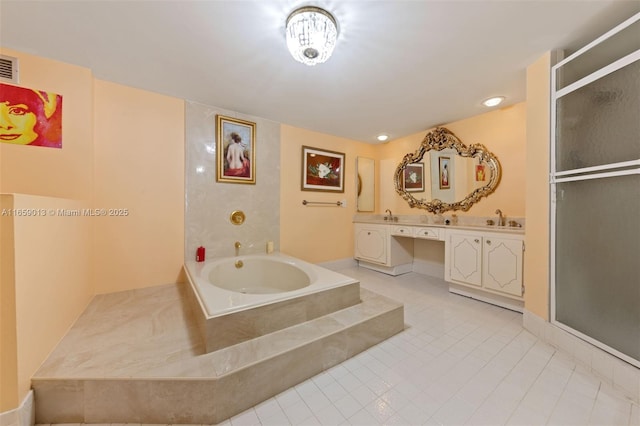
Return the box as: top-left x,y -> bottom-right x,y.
0,83 -> 63,148
0,101 -> 38,145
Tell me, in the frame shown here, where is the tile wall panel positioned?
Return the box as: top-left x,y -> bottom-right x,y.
185,101 -> 280,261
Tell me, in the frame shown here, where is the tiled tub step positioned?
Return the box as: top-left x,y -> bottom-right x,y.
32,287 -> 404,424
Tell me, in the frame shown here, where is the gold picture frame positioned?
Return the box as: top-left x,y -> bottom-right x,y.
438,156 -> 451,189
403,162 -> 424,192
216,115 -> 256,184
301,146 -> 345,192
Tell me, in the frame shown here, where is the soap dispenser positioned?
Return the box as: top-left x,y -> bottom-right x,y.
196,246 -> 205,262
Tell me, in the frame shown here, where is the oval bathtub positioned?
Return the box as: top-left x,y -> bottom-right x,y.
208,256 -> 311,294
184,253 -> 359,319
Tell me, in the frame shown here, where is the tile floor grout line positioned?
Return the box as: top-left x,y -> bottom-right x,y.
503,343 -> 559,425
456,325 -> 550,424
542,351 -> 578,425
587,380 -> 604,425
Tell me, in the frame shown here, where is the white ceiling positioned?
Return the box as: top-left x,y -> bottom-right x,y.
1,1 -> 638,143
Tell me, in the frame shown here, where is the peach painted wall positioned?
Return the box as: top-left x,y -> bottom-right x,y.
524,52 -> 554,320
0,194 -> 92,410
0,49 -> 186,411
280,125 -> 378,263
0,49 -> 95,411
0,195 -> 18,411
0,48 -> 94,200
92,80 -> 185,294
378,103 -> 527,218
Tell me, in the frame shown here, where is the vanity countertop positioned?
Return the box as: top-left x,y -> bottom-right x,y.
353,215 -> 525,235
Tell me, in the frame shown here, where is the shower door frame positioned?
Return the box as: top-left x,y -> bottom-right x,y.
550,13 -> 640,369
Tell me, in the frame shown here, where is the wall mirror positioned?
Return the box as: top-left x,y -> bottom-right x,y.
356,157 -> 375,212
394,127 -> 501,213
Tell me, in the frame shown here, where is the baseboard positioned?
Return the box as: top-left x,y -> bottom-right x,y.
357,260 -> 412,276
0,391 -> 34,426
448,284 -> 524,313
523,309 -> 639,404
317,257 -> 357,271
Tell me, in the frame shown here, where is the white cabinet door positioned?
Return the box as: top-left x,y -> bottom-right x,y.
449,234 -> 482,286
354,224 -> 388,265
482,237 -> 523,297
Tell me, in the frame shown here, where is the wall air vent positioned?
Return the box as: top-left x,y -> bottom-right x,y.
0,55 -> 19,84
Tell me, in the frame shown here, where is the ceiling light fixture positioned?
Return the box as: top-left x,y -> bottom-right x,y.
482,96 -> 505,107
377,134 -> 389,142
286,6 -> 338,66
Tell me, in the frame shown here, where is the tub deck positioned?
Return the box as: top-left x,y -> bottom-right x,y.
186,255 -> 363,353
185,253 -> 360,318
31,279 -> 404,423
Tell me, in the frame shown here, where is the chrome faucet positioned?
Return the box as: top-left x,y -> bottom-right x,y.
385,209 -> 393,221
234,241 -> 241,256
495,209 -> 505,226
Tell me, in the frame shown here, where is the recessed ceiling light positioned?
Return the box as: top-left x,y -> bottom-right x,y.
377,134 -> 389,142
482,96 -> 505,107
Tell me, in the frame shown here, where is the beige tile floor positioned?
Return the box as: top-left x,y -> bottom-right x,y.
37,266 -> 640,425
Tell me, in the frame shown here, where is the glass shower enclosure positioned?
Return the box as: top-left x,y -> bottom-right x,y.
551,13 -> 640,368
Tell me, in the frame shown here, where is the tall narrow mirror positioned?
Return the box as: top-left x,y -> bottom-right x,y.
357,157 -> 375,212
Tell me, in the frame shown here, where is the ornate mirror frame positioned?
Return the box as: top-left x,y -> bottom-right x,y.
394,127 -> 501,214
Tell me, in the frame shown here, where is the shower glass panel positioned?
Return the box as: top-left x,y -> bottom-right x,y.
555,176 -> 640,361
556,60 -> 640,172
552,12 -> 640,367
556,18 -> 640,90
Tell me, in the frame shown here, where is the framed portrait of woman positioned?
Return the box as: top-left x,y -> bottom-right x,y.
439,156 -> 450,189
216,115 -> 256,184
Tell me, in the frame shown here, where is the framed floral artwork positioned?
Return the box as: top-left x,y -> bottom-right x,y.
301,146 -> 345,192
476,164 -> 486,181
216,115 -> 256,184
403,162 -> 424,192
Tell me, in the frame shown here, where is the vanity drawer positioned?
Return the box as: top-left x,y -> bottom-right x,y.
414,227 -> 441,240
390,225 -> 414,237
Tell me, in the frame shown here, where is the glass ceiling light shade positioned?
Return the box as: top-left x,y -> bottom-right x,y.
286,6 -> 338,66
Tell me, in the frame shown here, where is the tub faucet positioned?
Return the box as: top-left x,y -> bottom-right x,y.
234,241 -> 241,256
495,209 -> 505,226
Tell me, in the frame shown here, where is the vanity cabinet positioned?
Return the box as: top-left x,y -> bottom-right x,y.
482,237 -> 524,297
415,227 -> 441,240
354,223 -> 413,275
390,225 -> 414,238
390,225 -> 442,241
353,218 -> 525,310
448,234 -> 483,286
354,223 -> 387,264
445,230 -> 524,299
